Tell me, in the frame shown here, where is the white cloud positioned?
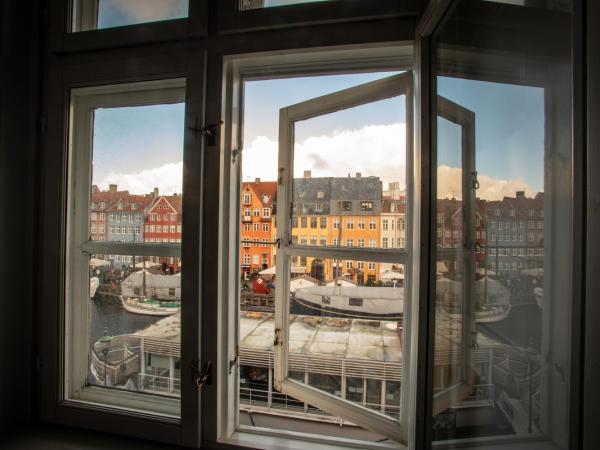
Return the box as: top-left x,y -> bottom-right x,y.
437,165 -> 534,201
98,161 -> 183,196
243,124 -> 407,188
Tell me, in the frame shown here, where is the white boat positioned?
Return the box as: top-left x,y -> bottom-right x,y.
121,296 -> 180,316
90,277 -> 100,299
291,285 -> 404,320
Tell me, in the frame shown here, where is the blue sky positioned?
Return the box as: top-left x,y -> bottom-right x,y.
91,72 -> 544,200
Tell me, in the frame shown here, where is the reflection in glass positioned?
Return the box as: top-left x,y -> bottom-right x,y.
240,0 -> 331,10
431,0 -> 572,446
73,0 -> 189,32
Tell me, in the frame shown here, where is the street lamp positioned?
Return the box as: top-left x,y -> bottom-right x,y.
99,328 -> 113,386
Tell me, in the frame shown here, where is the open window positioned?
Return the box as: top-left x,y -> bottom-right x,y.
432,96 -> 477,415
273,73 -> 413,443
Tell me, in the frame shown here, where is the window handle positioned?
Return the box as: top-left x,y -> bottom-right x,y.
191,360 -> 212,389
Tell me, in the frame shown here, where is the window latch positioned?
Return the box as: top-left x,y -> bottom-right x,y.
229,345 -> 239,375
188,118 -> 223,146
191,360 -> 212,389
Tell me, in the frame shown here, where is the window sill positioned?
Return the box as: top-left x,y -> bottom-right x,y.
220,425 -> 404,450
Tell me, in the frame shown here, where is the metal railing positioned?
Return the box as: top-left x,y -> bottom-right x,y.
139,373 -> 181,395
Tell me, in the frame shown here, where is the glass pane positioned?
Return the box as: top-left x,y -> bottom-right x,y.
238,71 -> 401,439
89,103 -> 184,242
286,255 -> 404,420
431,1 -> 572,446
89,253 -> 181,396
72,0 -> 189,32
240,0 -> 332,10
291,96 -> 407,255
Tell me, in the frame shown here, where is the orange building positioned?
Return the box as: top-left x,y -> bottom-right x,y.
240,179 -> 277,277
290,172 -> 382,285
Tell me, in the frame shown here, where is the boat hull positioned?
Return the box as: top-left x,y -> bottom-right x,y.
121,296 -> 180,316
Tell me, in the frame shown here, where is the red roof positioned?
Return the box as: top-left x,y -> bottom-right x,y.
242,180 -> 277,207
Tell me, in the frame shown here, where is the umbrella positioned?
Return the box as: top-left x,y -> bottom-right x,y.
259,266 -> 276,275
380,270 -> 404,281
89,258 -> 110,267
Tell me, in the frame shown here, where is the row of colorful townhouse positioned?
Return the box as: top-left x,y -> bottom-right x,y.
90,184 -> 182,271
240,173 -> 545,284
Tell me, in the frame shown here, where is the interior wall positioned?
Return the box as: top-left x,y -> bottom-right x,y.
0,0 -> 42,432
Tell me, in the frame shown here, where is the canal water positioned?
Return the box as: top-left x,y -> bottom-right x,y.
90,294 -> 160,344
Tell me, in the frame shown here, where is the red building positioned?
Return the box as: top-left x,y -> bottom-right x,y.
144,194 -> 183,272
240,179 -> 277,277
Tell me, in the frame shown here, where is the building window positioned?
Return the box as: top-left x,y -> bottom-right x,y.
357,238 -> 365,247
262,223 -> 269,232
300,216 -> 307,228
333,218 -> 340,229
310,216 -> 317,228
360,201 -> 373,211
339,200 -> 352,211
253,208 -> 260,217
382,219 -> 388,230
346,238 -> 353,247
263,208 -> 270,217
346,219 -> 354,230
358,219 -> 365,230
369,219 -> 376,230
367,262 -> 376,270
243,193 -> 251,204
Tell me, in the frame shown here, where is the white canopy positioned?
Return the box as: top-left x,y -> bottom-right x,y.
380,270 -> 404,281
89,258 -> 110,267
259,266 -> 276,275
260,265 -> 304,275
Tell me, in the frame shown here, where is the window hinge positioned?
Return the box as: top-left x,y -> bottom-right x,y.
191,360 -> 212,389
274,328 -> 282,347
232,147 -> 242,163
229,345 -> 239,374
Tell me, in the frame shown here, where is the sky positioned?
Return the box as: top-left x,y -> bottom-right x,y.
91,72 -> 545,201
97,0 -> 188,29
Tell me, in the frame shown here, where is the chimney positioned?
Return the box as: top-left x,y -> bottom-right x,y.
153,187 -> 159,197
356,172 -> 362,179
516,191 -> 525,199
109,184 -> 117,192
255,177 -> 261,183
303,171 -> 311,179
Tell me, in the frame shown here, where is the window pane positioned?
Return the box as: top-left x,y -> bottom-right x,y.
240,0 -> 331,10
90,103 -> 184,242
286,255 -> 404,420
431,1 -> 573,446
292,97 -> 407,253
72,0 -> 188,32
89,254 -> 181,396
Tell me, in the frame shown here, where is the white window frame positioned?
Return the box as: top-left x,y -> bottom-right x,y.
65,79 -> 185,417
274,72 -> 414,444
219,46 -> 415,450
